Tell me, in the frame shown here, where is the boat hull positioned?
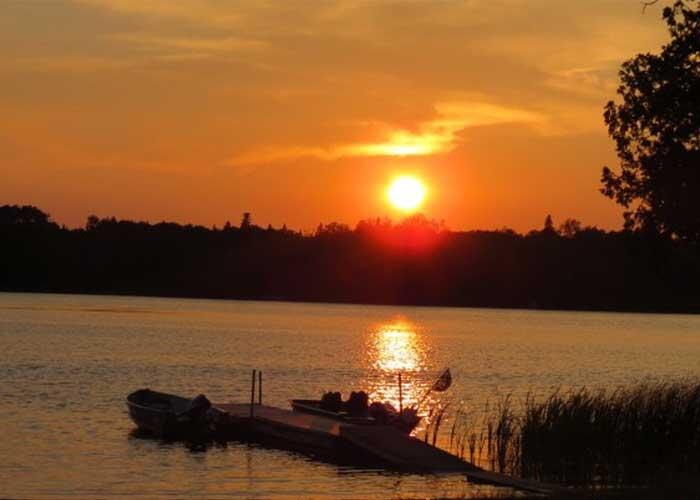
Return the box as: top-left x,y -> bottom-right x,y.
290,399 -> 419,434
290,399 -> 375,424
126,389 -> 211,439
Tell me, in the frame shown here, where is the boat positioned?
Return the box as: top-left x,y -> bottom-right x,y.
290,396 -> 421,434
290,399 -> 378,424
126,388 -> 221,438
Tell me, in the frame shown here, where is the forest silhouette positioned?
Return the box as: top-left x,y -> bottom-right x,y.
2,205 -> 698,313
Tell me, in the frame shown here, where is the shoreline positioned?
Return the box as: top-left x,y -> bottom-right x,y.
2,289 -> 698,316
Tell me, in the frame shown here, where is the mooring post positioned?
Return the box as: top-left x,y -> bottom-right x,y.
258,370 -> 262,405
250,369 -> 256,418
398,372 -> 403,413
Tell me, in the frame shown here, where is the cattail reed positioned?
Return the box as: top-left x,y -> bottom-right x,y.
445,381 -> 700,488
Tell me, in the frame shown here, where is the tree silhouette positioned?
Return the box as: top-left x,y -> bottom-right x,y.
542,214 -> 557,236
315,222 -> 351,236
559,218 -> 582,238
601,0 -> 700,241
240,212 -> 252,230
86,215 -> 100,231
0,205 -> 54,226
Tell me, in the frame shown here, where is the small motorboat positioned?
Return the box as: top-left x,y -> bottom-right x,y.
126,388 -> 221,438
290,399 -> 378,424
291,392 -> 421,434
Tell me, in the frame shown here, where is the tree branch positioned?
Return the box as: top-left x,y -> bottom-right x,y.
642,0 -> 659,13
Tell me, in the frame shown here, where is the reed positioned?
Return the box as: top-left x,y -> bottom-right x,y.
446,380 -> 700,488
424,402 -> 450,446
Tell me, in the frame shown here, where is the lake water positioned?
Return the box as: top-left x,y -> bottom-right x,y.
2,293 -> 700,499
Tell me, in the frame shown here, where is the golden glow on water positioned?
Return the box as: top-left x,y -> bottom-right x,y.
372,322 -> 422,372
364,319 -> 428,415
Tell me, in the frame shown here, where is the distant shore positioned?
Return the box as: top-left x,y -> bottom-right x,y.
2,288 -> 699,316
3,205 -> 699,315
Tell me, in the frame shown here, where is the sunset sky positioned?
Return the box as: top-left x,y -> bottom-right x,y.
1,0 -> 670,232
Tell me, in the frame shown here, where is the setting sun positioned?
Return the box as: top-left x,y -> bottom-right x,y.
387,176 -> 426,212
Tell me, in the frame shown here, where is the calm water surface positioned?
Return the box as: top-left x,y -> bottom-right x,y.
2,293 -> 700,499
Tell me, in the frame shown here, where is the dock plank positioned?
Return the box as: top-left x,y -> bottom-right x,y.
216,403 -> 342,435
339,425 -> 474,472
340,426 -> 556,494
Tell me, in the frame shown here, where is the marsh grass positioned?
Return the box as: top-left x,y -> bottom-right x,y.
446,381 -> 700,489
424,403 -> 451,446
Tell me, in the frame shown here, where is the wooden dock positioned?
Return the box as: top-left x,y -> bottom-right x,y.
215,402 -> 557,495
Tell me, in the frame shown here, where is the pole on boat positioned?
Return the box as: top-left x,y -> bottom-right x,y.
258,370 -> 262,405
398,372 -> 403,413
250,369 -> 256,418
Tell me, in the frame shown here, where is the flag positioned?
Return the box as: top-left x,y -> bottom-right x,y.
432,368 -> 452,392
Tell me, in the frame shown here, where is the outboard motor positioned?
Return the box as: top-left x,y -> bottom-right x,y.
179,394 -> 212,421
320,391 -> 343,412
345,391 -> 369,416
368,401 -> 390,424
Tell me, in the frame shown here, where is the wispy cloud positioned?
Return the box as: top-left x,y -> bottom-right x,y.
4,56 -> 136,73
228,100 -> 544,165
73,0 -> 239,25
108,33 -> 268,56
544,66 -> 618,98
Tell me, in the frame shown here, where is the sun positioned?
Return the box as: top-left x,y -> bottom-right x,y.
387,176 -> 426,212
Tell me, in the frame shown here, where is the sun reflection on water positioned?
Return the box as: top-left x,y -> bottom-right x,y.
364,319 -> 429,419
373,322 -> 423,372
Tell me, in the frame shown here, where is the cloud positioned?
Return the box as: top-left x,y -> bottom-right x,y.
103,33 -> 268,63
72,0 -> 237,24
108,33 -> 267,54
4,56 -> 136,73
544,66 -> 618,98
228,100 -> 544,165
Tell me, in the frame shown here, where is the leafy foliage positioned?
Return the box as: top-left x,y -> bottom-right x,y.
602,1 -> 700,241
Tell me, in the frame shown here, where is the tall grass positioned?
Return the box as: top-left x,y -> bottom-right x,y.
424,402 -> 450,446
447,381 -> 700,488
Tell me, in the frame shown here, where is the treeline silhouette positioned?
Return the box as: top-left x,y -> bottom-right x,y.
2,205 -> 699,312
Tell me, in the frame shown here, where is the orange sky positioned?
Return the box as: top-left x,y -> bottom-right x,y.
0,1 -> 671,232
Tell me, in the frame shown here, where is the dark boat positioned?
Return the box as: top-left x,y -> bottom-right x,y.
290,398 -> 421,434
290,399 -> 378,424
126,388 -> 218,438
